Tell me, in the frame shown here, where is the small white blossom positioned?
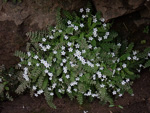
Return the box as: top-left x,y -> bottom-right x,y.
103,35 -> 108,39
112,91 -> 117,95
62,59 -> 67,63
42,38 -> 46,42
80,23 -> 84,28
27,52 -> 31,57
33,86 -> 37,90
48,72 -> 53,77
61,46 -> 65,50
67,42 -> 72,46
88,44 -> 92,49
37,90 -> 43,95
100,84 -> 105,88
117,43 -> 121,47
100,18 -> 105,22
82,50 -> 86,53
50,92 -> 54,96
75,44 -> 80,48
66,75 -> 70,79
79,8 -> 84,13
64,35 -> 68,40
34,55 -> 38,59
49,35 -> 54,39
105,32 -> 110,36
74,26 -> 78,31
86,8 -> 90,12
121,80 -> 126,85
59,30 -> 62,33
98,37 -> 102,41
61,51 -> 66,56
148,53 -> 150,57
53,50 -> 57,54
89,37 -> 93,41
67,20 -> 71,25
28,62 -> 31,66
122,63 -> 127,68
127,56 -> 131,60
68,47 -> 73,52
44,69 -> 48,73
46,45 -> 51,49
103,23 -> 106,27
36,63 -> 40,67
82,15 -> 86,18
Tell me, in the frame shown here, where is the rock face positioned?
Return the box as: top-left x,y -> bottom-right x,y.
0,0 -> 87,68
92,0 -> 147,20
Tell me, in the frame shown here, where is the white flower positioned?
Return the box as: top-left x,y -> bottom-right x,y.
112,91 -> 117,95
60,63 -> 63,66
49,35 -> 54,39
105,32 -> 110,36
67,42 -> 72,46
27,52 -> 31,57
37,90 -> 43,95
148,53 -> 150,57
33,86 -> 37,90
121,80 -> 126,85
100,18 -> 105,22
34,93 -> 38,97
126,78 -> 130,82
103,23 -> 106,27
66,75 -> 70,79
117,68 -> 121,71
79,8 -> 84,13
48,72 -> 53,77
67,20 -> 71,25
99,67 -> 104,70
34,55 -> 38,59
133,51 -> 137,55
62,59 -> 67,63
28,62 -> 31,66
88,44 -> 92,49
53,50 -> 57,54
93,18 -> 97,23
75,44 -> 80,48
61,46 -> 65,50
76,77 -> 80,81
96,63 -> 100,67
44,69 -> 48,73
122,63 -> 127,68
42,38 -> 46,42
50,92 -> 54,96
68,47 -> 73,52
46,45 -> 51,49
117,43 -> 121,47
117,89 -> 120,92
89,37 -> 93,41
36,63 -> 40,67
63,66 -> 67,73
103,35 -> 108,39
119,94 -> 123,97
86,8 -> 90,12
74,50 -> 81,57
127,56 -> 131,60
59,30 -> 62,32
52,29 -> 56,32
98,37 -> 102,41
74,26 -> 78,31
59,78 -> 63,82
64,35 -> 68,40
82,15 -> 85,18
80,23 -> 84,28
100,84 -> 105,88
74,88 -> 77,92
61,51 -> 66,55
133,56 -> 137,60
53,58 -> 56,62
82,50 -> 86,53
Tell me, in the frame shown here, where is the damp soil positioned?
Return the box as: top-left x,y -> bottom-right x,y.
0,11 -> 150,113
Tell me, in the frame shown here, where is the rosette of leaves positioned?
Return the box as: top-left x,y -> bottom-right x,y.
15,7 -> 150,108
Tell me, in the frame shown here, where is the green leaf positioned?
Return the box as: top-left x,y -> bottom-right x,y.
42,76 -> 49,90
118,105 -> 124,109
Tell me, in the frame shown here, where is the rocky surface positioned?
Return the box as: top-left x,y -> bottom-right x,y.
93,0 -> 149,20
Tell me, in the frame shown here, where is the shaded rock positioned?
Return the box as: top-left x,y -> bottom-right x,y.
93,0 -> 146,20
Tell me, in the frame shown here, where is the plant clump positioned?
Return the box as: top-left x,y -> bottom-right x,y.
14,7 -> 150,108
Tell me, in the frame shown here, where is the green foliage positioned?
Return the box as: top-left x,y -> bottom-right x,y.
143,25 -> 149,34
12,7 -> 150,108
